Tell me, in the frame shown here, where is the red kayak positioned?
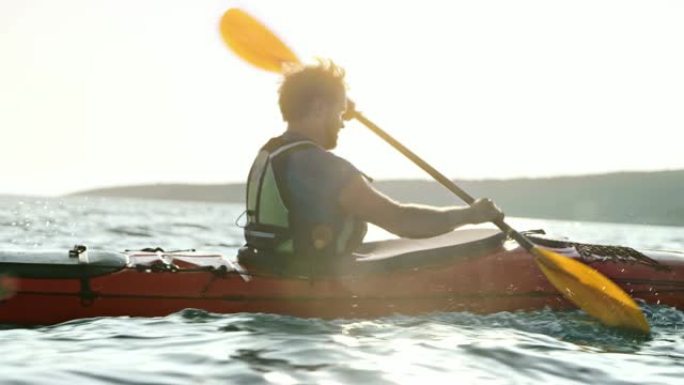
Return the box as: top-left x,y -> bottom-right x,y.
0,229 -> 682,325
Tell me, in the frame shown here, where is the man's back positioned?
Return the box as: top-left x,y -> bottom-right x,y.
276,132 -> 367,257
239,132 -> 366,275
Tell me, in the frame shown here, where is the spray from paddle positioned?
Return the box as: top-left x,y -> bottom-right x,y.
218,8 -> 650,334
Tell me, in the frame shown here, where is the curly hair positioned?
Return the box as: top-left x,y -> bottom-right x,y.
278,59 -> 346,122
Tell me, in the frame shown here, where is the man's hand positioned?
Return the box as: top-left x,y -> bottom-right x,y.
468,198 -> 504,224
342,99 -> 356,121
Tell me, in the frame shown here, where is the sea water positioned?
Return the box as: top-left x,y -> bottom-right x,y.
0,195 -> 682,385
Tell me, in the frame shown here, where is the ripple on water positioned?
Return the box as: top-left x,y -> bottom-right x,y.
0,306 -> 683,385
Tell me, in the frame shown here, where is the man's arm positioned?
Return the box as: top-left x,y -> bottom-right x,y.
338,174 -> 503,239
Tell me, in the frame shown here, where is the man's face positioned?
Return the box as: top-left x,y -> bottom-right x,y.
319,95 -> 347,150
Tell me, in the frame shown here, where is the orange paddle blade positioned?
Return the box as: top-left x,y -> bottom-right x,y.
219,8 -> 300,73
533,246 -> 650,334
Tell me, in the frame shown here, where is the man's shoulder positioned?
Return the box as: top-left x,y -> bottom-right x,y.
289,146 -> 355,170
269,133 -> 361,179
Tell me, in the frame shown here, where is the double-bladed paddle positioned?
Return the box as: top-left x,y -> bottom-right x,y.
219,8 -> 650,334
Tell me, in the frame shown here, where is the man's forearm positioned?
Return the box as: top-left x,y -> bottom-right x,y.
339,175 -> 502,239
384,204 -> 474,238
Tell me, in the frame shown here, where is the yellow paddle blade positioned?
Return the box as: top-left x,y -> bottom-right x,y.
532,246 -> 650,334
219,8 -> 300,73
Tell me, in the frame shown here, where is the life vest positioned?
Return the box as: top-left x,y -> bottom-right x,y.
242,136 -> 366,268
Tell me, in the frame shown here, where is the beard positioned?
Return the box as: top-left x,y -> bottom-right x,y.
323,129 -> 338,149
322,120 -> 340,150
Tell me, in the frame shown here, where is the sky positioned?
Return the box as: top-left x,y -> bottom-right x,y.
1,0 -> 683,196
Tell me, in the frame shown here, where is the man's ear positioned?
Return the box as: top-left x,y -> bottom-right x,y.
309,99 -> 327,118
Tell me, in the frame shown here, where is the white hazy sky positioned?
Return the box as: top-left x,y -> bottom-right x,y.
1,0 -> 683,196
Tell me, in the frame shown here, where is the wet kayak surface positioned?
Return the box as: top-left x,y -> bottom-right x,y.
1,196 -> 683,385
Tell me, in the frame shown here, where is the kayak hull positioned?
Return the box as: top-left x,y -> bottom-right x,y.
1,237 -> 682,325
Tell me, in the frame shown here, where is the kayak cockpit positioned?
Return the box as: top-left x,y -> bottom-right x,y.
239,228 -> 508,276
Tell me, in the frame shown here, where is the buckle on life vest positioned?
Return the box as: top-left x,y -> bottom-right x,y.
244,223 -> 291,251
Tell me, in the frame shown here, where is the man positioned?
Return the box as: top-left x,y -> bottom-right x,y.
239,60 -> 503,275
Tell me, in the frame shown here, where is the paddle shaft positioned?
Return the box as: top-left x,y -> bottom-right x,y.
352,110 -> 535,251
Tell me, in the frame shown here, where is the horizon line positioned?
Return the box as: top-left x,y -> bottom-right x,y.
3,167 -> 681,198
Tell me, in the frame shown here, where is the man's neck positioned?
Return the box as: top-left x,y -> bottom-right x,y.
286,121 -> 324,146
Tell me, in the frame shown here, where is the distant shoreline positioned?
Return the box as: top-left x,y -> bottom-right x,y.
66,169 -> 684,227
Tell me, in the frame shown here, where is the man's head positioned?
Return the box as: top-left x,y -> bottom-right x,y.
279,60 -> 347,149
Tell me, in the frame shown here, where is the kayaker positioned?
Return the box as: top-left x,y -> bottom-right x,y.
238,60 -> 504,275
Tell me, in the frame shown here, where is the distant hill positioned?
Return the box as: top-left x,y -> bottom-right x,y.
69,170 -> 684,227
